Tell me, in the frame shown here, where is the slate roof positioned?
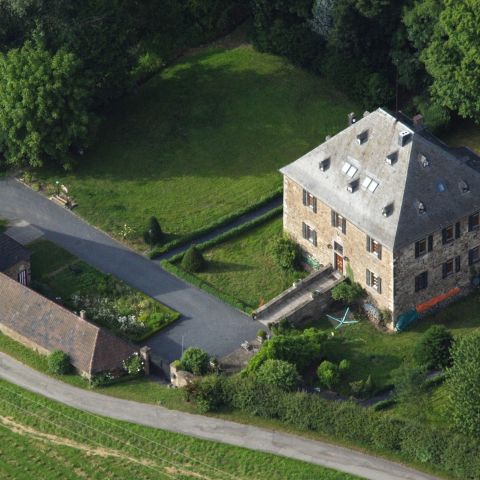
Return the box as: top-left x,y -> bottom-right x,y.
280,108 -> 480,251
0,273 -> 137,376
0,234 -> 31,271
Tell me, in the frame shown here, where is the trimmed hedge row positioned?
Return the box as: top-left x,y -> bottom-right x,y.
185,375 -> 480,480
161,205 -> 284,313
149,187 -> 283,257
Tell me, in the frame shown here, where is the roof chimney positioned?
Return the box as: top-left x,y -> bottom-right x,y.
413,114 -> 424,126
348,112 -> 356,126
79,310 -> 87,320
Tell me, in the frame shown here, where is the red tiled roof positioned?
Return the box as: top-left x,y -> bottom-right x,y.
0,272 -> 137,375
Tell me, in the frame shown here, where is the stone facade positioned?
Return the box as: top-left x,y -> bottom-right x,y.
393,213 -> 480,316
284,176 -> 480,322
2,259 -> 31,285
284,176 -> 394,313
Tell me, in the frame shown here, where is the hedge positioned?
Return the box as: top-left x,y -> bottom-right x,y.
185,375 -> 480,479
160,205 -> 284,313
149,187 -> 282,258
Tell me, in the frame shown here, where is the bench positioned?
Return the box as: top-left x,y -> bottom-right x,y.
50,194 -> 70,208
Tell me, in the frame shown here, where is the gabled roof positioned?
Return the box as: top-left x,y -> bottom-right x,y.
0,234 -> 31,271
280,108 -> 480,250
0,273 -> 137,375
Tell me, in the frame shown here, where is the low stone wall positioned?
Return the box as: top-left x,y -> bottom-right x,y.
253,266 -> 340,326
253,266 -> 332,322
276,288 -> 334,325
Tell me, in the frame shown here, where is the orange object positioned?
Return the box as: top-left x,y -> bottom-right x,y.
416,287 -> 461,313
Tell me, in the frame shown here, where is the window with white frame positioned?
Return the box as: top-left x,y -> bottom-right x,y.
366,269 -> 382,293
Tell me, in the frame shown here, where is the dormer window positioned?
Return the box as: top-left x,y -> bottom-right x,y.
382,204 -> 393,217
347,179 -> 359,193
459,180 -> 470,193
341,161 -> 358,178
417,201 -> 426,214
385,151 -> 398,165
356,130 -> 368,145
418,154 -> 429,168
362,176 -> 379,193
319,158 -> 330,171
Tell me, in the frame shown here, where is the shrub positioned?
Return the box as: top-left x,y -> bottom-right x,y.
247,328 -> 326,373
256,359 -> 300,391
270,235 -> 300,270
47,350 -> 71,375
317,360 -> 340,390
143,216 -> 163,246
414,325 -> 453,370
181,246 -> 205,273
331,281 -> 364,304
349,375 -> 375,398
122,352 -> 144,376
446,332 -> 480,436
181,347 -> 210,376
339,359 -> 350,374
184,375 -> 231,413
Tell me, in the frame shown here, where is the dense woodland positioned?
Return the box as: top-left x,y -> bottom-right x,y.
0,0 -> 478,169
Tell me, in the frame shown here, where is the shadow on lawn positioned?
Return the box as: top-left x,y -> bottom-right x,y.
205,260 -> 254,273
40,47 -> 351,184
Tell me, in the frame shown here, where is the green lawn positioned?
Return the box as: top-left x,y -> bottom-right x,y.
29,240 -> 180,342
37,45 -> 357,249
310,292 -> 480,394
0,380 -> 360,480
176,216 -> 307,310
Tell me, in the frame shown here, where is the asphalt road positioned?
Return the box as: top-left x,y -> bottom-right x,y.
0,178 -> 261,362
0,353 -> 439,480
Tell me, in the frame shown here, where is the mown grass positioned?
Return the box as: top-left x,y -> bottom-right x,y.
173,216 -> 307,311
37,45 -> 357,248
0,380 -> 360,480
310,292 -> 480,395
29,240 -> 180,341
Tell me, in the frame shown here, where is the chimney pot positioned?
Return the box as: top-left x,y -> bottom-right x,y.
413,114 -> 424,126
80,310 -> 87,320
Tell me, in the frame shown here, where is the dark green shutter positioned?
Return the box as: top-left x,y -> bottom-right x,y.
342,217 -> 346,234
455,222 -> 461,239
302,189 -> 307,206
366,236 -> 371,252
313,197 -> 317,213
366,269 -> 371,286
331,210 -> 336,227
377,277 -> 382,294
377,243 -> 382,260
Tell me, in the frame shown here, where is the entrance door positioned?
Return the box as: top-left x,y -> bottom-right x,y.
334,253 -> 344,273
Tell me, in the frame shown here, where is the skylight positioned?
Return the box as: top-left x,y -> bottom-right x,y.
362,176 -> 379,192
342,161 -> 357,178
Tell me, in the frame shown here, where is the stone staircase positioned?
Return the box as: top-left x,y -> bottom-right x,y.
253,266 -> 343,327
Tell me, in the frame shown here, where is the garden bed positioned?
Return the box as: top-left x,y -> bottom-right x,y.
29,240 -> 180,342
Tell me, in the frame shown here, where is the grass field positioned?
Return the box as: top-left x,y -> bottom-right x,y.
37,45 -> 357,248
174,216 -> 307,310
29,240 -> 179,342
0,380 -> 360,480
